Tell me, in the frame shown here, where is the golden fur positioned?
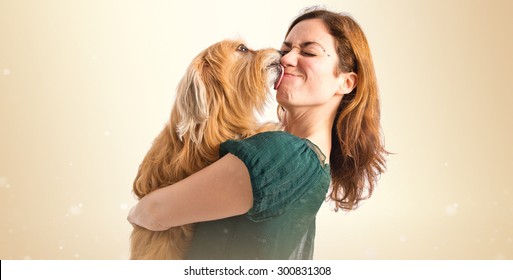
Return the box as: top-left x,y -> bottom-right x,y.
130,40 -> 281,259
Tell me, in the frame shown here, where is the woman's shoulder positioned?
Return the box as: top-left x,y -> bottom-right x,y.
221,131 -> 306,159
228,130 -> 305,150
220,130 -> 329,174
244,130 -> 301,142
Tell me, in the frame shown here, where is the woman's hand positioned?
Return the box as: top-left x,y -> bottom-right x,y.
126,194 -> 172,231
127,204 -> 140,229
127,202 -> 161,230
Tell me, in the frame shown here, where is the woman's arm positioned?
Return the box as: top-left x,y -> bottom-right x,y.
127,153 -> 253,231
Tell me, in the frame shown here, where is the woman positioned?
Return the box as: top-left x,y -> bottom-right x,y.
128,8 -> 387,259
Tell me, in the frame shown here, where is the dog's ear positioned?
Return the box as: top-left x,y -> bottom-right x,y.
175,61 -> 209,143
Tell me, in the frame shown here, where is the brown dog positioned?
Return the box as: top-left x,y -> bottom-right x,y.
130,40 -> 283,259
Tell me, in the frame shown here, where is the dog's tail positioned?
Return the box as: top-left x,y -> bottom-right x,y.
129,224 -> 194,260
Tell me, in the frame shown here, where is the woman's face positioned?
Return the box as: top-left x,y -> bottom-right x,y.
277,19 -> 348,109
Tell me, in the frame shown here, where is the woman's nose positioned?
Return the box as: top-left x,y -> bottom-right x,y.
280,50 -> 297,67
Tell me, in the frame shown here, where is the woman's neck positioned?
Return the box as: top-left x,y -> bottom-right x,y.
282,106 -> 337,162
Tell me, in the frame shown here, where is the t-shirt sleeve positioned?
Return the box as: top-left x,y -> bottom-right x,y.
219,131 -> 326,222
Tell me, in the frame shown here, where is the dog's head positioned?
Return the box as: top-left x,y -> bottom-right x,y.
174,40 -> 282,143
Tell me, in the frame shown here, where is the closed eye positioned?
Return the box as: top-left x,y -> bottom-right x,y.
300,51 -> 317,57
279,49 -> 317,57
281,41 -> 328,57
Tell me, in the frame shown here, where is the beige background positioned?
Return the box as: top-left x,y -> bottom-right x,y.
1,0 -> 512,259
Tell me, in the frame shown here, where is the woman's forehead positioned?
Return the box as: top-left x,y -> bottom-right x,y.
285,19 -> 334,48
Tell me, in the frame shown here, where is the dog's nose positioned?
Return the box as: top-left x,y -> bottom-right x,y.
277,50 -> 286,57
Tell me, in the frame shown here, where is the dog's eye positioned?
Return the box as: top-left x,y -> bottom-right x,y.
237,44 -> 249,52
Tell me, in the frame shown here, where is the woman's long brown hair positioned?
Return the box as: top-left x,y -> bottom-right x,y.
286,8 -> 388,211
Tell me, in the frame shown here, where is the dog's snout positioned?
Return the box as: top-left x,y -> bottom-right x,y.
277,50 -> 286,57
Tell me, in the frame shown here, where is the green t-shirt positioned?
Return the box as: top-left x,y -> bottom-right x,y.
185,131 -> 331,259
